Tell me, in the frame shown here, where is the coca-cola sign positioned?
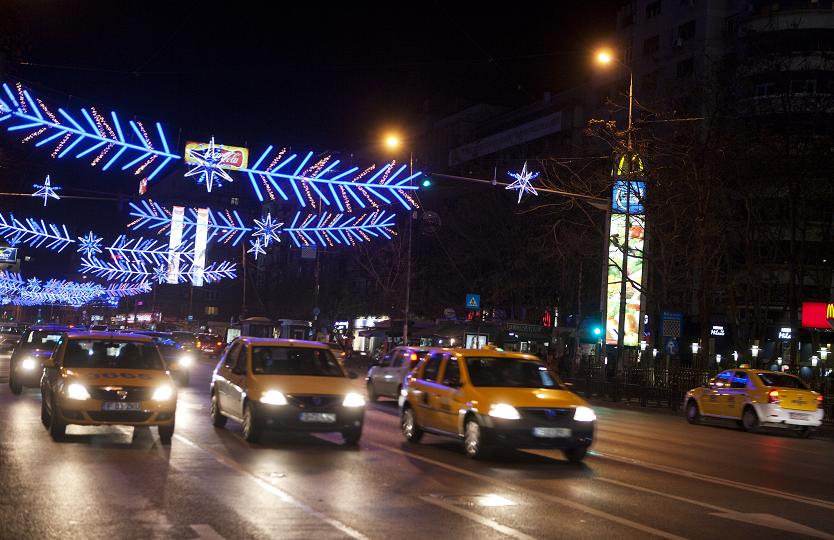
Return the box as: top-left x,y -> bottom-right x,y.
184,141 -> 249,170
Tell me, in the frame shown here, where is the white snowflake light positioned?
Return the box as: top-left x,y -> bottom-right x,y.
247,238 -> 266,260
505,161 -> 540,204
31,175 -> 61,206
184,137 -> 234,192
153,264 -> 168,284
76,231 -> 103,258
252,213 -> 283,247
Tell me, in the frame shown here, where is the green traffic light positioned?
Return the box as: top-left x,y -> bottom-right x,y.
593,327 -> 602,336
421,178 -> 432,188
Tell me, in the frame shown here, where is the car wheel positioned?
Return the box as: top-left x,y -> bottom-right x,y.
686,400 -> 701,424
563,446 -> 588,463
342,426 -> 362,446
366,381 -> 378,402
797,426 -> 812,439
158,421 -> 175,445
401,406 -> 423,443
48,396 -> 66,440
242,402 -> 262,443
9,369 -> 22,395
40,395 -> 50,427
741,406 -> 760,433
464,417 -> 491,459
210,392 -> 227,428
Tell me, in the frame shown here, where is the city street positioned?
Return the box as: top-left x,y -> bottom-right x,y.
1,355 -> 832,540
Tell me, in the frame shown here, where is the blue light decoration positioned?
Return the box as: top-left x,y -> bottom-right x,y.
285,210 -> 396,247
0,81 -> 180,181
77,231 -> 103,258
0,271 -> 148,307
31,175 -> 61,206
247,238 -> 266,260
128,200 -> 249,246
80,257 -> 236,285
184,136 -> 234,193
0,212 -> 73,251
505,161 -> 540,204
106,234 -> 193,266
252,213 -> 282,247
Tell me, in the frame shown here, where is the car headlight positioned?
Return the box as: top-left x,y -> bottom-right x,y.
21,357 -> 37,370
260,390 -> 288,405
574,406 -> 596,422
178,355 -> 194,368
66,383 -> 91,400
342,392 -> 366,407
152,385 -> 174,401
489,403 -> 520,420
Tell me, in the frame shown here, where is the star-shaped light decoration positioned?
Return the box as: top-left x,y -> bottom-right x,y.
31,175 -> 62,206
77,231 -> 103,258
252,213 -> 283,247
247,238 -> 266,260
505,161 -> 540,204
184,137 -> 234,192
153,264 -> 168,284
27,277 -> 42,291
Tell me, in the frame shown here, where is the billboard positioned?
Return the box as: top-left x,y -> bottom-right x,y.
605,211 -> 645,347
184,141 -> 249,170
0,247 -> 17,263
801,302 -> 834,329
612,180 -> 646,214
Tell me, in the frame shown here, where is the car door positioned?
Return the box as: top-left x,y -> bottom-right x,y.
435,356 -> 466,434
226,344 -> 249,419
724,371 -> 751,418
701,370 -> 732,415
371,352 -> 393,393
412,353 -> 444,429
381,350 -> 405,396
216,342 -> 242,414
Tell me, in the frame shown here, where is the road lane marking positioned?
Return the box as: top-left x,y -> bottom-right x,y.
173,434 -> 369,540
592,451 -> 834,511
190,524 -> 227,540
371,442 -> 687,540
418,495 -> 538,540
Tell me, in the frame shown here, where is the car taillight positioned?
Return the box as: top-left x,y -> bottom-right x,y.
197,341 -> 202,348
768,390 -> 779,404
217,341 -> 222,346
818,395 -> 824,409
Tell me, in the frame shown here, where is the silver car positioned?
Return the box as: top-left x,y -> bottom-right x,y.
365,347 -> 429,401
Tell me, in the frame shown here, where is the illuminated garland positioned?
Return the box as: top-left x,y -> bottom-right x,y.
285,210 -> 396,248
0,213 -> 73,251
0,270 -> 148,307
128,200 -> 249,246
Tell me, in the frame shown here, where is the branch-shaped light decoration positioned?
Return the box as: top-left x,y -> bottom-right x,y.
0,213 -> 73,251
0,271 -> 147,306
80,256 -> 235,285
128,200 -> 250,246
285,210 -> 397,247
106,234 -> 193,266
0,82 -> 180,181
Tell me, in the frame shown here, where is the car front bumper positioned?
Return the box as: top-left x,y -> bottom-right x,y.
55,398 -> 176,426
256,403 -> 365,433
753,403 -> 823,427
481,414 -> 595,450
12,361 -> 44,387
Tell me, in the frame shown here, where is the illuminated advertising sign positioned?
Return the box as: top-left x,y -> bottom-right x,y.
192,208 -> 209,287
710,325 -> 726,337
605,213 -> 645,346
167,206 -> 185,284
612,180 -> 646,214
184,141 -> 249,170
0,247 -> 17,263
777,327 -> 792,340
801,302 -> 834,329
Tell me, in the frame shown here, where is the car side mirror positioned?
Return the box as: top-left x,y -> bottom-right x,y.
348,371 -> 358,380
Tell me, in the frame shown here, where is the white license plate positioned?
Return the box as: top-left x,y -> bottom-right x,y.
533,427 -> 571,438
299,412 -> 336,423
102,402 -> 141,411
789,412 -> 809,420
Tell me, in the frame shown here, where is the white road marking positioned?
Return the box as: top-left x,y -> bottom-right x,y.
592,451 -> 834,511
597,477 -> 834,538
178,402 -> 204,410
418,495 -> 538,540
173,434 -> 369,540
372,443 -> 687,540
190,524 -> 227,540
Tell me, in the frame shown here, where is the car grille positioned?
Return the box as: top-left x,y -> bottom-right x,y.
521,408 -> 574,422
286,395 -> 342,409
87,411 -> 153,422
88,386 -> 154,401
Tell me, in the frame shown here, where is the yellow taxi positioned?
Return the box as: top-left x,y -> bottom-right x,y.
210,337 -> 365,445
400,348 -> 596,462
40,332 -> 177,443
685,368 -> 824,436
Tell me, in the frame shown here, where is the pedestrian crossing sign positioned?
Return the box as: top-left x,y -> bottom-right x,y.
465,294 -> 480,309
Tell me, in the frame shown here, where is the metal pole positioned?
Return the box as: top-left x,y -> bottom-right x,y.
403,152 -> 413,345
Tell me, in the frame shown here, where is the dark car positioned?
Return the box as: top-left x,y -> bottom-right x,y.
132,330 -> 195,385
197,333 -> 224,357
9,325 -> 69,394
0,322 -> 27,354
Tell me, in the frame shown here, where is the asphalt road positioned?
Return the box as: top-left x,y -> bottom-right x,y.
1,354 -> 833,540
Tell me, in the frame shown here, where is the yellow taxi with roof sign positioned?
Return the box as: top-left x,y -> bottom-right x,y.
400,348 -> 595,462
685,368 -> 823,436
40,331 -> 177,443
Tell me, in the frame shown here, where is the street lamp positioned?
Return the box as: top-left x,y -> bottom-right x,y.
716,354 -> 722,366
691,342 -> 700,355
751,344 -> 760,367
595,48 -> 634,150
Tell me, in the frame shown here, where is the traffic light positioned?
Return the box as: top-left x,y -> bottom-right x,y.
421,177 -> 432,188
593,326 -> 602,337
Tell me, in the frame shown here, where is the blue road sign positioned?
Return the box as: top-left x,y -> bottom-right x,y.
465,294 -> 480,309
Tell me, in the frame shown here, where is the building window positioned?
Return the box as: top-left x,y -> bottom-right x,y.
678,20 -> 696,41
230,197 -> 240,206
676,58 -> 695,78
646,0 -> 662,19
754,82 -> 776,97
205,306 -> 219,316
789,79 -> 816,95
643,35 -> 660,56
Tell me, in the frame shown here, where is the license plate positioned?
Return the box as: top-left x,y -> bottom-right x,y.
299,412 -> 336,423
102,402 -> 140,411
533,427 -> 571,438
789,412 -> 809,420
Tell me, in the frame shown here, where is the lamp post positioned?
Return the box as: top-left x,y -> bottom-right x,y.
596,49 -> 635,378
751,344 -> 760,367
384,133 -> 414,346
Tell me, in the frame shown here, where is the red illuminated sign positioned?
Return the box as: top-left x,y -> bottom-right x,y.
801,302 -> 834,329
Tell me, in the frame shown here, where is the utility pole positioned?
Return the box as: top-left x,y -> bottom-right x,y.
402,152 -> 413,346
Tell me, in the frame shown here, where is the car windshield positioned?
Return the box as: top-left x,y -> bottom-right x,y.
251,346 -> 344,377
465,357 -> 560,388
757,373 -> 809,389
63,340 -> 164,370
25,330 -> 65,350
